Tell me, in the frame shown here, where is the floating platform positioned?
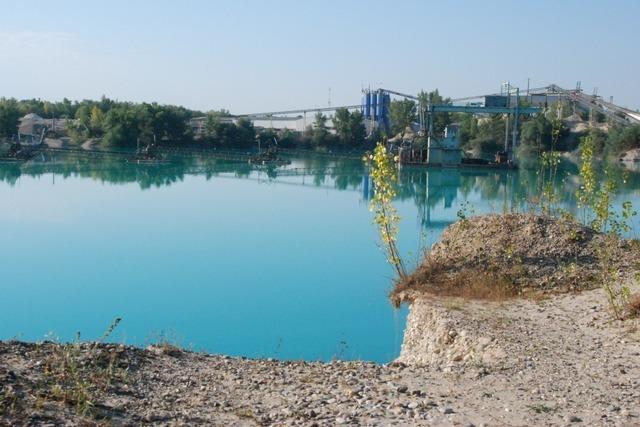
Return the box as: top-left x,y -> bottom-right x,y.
0,145 -> 39,163
400,161 -> 517,170
0,157 -> 27,163
248,158 -> 291,166
248,151 -> 291,166
125,157 -> 170,165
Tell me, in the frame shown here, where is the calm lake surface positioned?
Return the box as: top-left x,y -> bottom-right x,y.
2,152 -> 640,362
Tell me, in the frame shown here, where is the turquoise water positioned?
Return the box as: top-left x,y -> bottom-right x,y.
2,153 -> 640,362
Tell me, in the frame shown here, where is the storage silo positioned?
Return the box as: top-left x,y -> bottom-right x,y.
365,92 -> 371,119
370,92 -> 378,120
376,91 -> 384,119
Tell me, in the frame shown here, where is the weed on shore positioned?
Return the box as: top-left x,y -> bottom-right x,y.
625,293 -> 640,319
391,259 -> 519,308
41,318 -> 126,418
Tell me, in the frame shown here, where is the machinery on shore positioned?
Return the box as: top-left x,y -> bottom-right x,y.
126,138 -> 168,165
249,137 -> 291,166
0,143 -> 39,163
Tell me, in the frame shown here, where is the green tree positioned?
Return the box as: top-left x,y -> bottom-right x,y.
74,105 -> 91,130
202,110 -> 233,144
103,105 -> 140,147
215,122 -> 238,146
89,106 -> 105,135
519,114 -> 553,154
43,101 -> 54,118
605,125 -> 640,156
365,143 -> 407,282
59,97 -> 74,118
0,99 -> 21,137
468,115 -> 507,155
389,99 -> 416,135
312,112 -> 329,145
587,128 -> 608,155
235,118 -> 256,147
333,108 -> 365,146
98,96 -> 116,113
348,110 -> 366,145
66,120 -> 89,144
136,103 -> 157,142
418,89 -> 451,137
276,128 -> 297,148
154,105 -> 190,142
204,113 -> 221,141
333,108 -> 351,144
457,114 -> 478,147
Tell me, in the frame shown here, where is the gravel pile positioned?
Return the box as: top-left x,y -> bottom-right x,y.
393,213 -> 640,305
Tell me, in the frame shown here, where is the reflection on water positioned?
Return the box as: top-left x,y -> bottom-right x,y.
2,152 -> 640,362
5,151 -> 639,212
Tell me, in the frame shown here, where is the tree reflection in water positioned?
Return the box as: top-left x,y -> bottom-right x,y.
2,151 -> 640,232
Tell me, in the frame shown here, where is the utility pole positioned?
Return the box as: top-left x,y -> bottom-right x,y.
504,114 -> 510,152
512,87 -> 520,159
426,104 -> 433,164
504,82 -> 511,152
557,101 -> 562,121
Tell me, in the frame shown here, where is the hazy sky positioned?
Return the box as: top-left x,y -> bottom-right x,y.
1,0 -> 638,113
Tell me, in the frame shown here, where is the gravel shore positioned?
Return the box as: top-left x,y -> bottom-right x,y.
1,288 -> 639,426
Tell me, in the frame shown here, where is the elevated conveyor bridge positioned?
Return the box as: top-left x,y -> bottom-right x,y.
236,84 -> 638,127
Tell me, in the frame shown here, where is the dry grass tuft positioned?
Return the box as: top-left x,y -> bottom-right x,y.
624,294 -> 640,319
0,385 -> 22,416
390,260 -> 519,308
444,270 -> 519,300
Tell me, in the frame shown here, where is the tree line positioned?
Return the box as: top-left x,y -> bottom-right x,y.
0,96 -> 371,149
2,95 -> 638,155
0,97 -> 198,147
